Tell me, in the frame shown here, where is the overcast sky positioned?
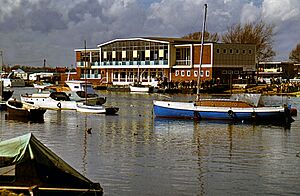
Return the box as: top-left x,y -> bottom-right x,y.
0,0 -> 299,67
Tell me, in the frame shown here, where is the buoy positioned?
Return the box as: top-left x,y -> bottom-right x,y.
228,110 -> 234,117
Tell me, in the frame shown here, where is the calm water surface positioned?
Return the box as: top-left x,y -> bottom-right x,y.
1,87 -> 300,195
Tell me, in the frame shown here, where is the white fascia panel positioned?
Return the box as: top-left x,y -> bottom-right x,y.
97,37 -> 169,47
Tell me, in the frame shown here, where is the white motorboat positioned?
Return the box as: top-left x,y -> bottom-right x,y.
45,80 -> 106,105
20,91 -> 77,110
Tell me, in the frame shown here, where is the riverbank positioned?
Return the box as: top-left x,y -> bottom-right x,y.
94,83 -> 300,96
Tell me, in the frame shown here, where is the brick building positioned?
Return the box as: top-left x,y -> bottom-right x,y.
74,37 -> 256,86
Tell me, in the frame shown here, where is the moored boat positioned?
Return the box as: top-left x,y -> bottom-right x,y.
64,80 -> 106,104
6,99 -> 46,121
76,102 -> 119,114
153,94 -> 294,124
129,83 -> 151,93
0,133 -> 103,195
20,91 -> 78,110
153,4 -> 294,125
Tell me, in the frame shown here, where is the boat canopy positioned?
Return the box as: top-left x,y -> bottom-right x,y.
230,93 -> 262,107
0,133 -> 101,190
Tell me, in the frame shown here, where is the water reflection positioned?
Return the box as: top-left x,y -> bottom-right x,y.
1,89 -> 300,195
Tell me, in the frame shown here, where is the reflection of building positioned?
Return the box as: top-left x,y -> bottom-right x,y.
74,37 -> 256,85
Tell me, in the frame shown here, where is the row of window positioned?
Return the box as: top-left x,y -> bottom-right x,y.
101,41 -> 168,51
175,70 -> 210,77
216,48 -> 252,55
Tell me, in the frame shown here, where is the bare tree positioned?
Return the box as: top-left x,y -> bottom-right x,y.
222,21 -> 275,62
289,43 -> 300,63
182,31 -> 219,42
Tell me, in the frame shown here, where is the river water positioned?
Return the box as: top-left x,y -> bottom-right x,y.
1,87 -> 300,195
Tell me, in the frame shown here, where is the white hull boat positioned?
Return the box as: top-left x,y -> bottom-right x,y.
76,102 -> 106,114
21,92 -> 77,110
129,85 -> 150,92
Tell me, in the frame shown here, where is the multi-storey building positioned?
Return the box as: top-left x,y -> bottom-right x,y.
74,37 -> 256,86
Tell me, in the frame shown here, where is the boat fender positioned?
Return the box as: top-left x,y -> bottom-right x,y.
57,102 -> 61,108
228,110 -> 234,117
251,112 -> 257,119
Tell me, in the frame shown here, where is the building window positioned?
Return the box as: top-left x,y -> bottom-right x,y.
222,70 -> 227,74
249,49 -> 252,54
181,70 -> 185,76
113,72 -> 118,79
223,49 -> 227,54
216,48 -> 220,53
242,49 -> 246,54
236,49 -> 239,54
228,70 -> 233,74
194,71 -> 198,77
175,70 -> 179,76
206,70 -> 210,77
234,70 -> 239,74
229,49 -> 233,54
187,70 -> 191,77
200,71 -> 204,77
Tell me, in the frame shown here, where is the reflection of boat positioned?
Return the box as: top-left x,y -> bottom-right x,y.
153,94 -> 294,124
0,133 -> 103,195
6,99 -> 46,121
20,91 -> 77,110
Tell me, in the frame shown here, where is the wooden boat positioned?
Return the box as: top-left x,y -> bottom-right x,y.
6,99 -> 46,121
0,133 -> 103,195
152,4 -> 294,125
20,91 -> 78,110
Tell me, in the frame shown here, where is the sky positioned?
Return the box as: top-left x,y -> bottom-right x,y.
0,0 -> 299,67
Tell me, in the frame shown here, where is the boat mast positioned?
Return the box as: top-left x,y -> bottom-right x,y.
196,4 -> 207,100
84,40 -> 87,104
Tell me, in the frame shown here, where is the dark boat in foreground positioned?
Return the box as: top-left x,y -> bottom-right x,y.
0,133 -> 103,195
6,99 -> 47,121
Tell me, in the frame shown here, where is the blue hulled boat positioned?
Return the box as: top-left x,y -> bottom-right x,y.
153,94 -> 294,124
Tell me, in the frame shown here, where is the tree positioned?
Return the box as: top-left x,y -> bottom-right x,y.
182,31 -> 219,42
289,43 -> 300,63
222,21 -> 275,62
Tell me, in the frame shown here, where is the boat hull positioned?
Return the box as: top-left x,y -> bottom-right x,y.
129,86 -> 150,92
21,93 -> 77,110
6,100 -> 46,121
76,103 -> 119,115
153,100 -> 293,124
76,103 -> 106,114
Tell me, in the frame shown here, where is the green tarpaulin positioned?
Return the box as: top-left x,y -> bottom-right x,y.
0,133 -> 101,191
